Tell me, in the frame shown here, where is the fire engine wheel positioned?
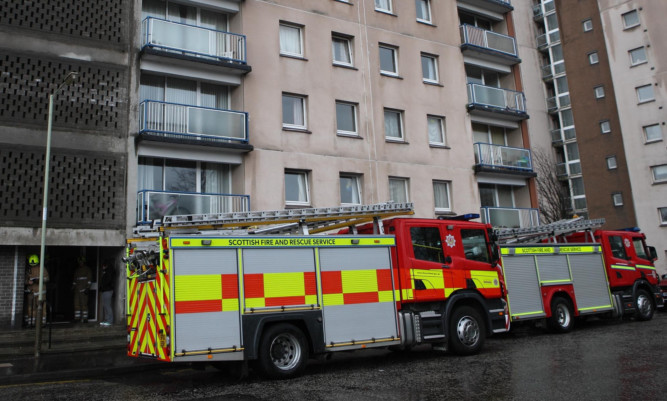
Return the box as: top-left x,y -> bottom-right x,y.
547,297 -> 574,333
256,323 -> 308,379
449,306 -> 485,356
634,289 -> 654,321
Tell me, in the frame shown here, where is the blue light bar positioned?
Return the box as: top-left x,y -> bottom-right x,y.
439,213 -> 481,221
618,227 -> 641,232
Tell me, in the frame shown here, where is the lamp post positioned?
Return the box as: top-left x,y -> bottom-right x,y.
35,71 -> 79,357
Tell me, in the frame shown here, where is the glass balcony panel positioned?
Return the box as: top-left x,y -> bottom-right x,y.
142,17 -> 246,63
137,190 -> 250,224
140,100 -> 248,143
474,143 -> 532,171
551,129 -> 563,144
468,84 -> 526,114
568,162 -> 582,175
480,206 -> 540,228
556,163 -> 567,177
563,127 -> 576,140
461,25 -> 517,56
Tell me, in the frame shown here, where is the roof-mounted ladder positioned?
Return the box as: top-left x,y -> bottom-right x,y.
495,217 -> 606,244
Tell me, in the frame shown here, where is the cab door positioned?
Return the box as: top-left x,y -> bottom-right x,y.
405,224 -> 452,303
604,233 -> 637,288
629,234 -> 658,285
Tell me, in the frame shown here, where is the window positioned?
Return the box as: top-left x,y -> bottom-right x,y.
629,47 -> 647,66
410,227 -> 444,263
340,174 -> 361,204
644,124 -> 663,143
606,156 -> 617,170
609,236 -> 627,258
636,84 -> 655,103
612,193 -> 624,207
279,23 -> 303,57
594,86 -> 605,99
375,0 -> 392,13
433,181 -> 451,212
421,53 -> 438,83
427,115 -> 446,146
336,101 -> 357,136
379,45 -> 398,76
389,177 -> 409,203
588,51 -> 599,65
659,207 -> 667,225
416,0 -> 432,23
633,238 -> 649,260
285,170 -> 309,205
282,93 -> 306,129
651,165 -> 667,183
384,109 -> 404,141
332,35 -> 352,66
461,229 -> 490,263
600,120 -> 611,134
622,9 -> 640,29
582,19 -> 593,32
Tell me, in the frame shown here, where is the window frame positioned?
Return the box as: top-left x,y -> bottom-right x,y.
588,51 -> 599,65
332,34 -> 353,67
279,22 -> 304,58
594,85 -> 605,99
629,46 -> 647,66
606,156 -> 618,170
416,0 -> 432,24
388,177 -> 409,203
374,0 -> 393,14
284,170 -> 310,206
643,124 -> 663,143
282,93 -> 307,130
636,84 -> 655,104
612,193 -> 624,207
379,44 -> 399,76
651,164 -> 667,184
427,115 -> 446,146
335,101 -> 358,136
339,174 -> 362,205
384,108 -> 404,141
600,120 -> 611,134
582,19 -> 593,32
421,53 -> 439,84
659,207 -> 667,225
433,180 -> 452,213
622,9 -> 640,29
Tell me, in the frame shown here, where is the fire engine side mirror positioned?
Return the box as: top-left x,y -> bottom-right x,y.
647,246 -> 658,261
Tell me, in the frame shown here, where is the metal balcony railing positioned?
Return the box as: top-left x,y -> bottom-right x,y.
541,61 -> 565,81
546,94 -> 570,113
137,190 -> 250,224
480,206 -> 540,229
474,142 -> 533,172
141,17 -> 247,64
460,24 -> 517,57
536,31 -> 560,50
139,100 -> 248,143
467,84 -> 526,115
551,127 -> 576,144
533,0 -> 555,20
556,162 -> 568,178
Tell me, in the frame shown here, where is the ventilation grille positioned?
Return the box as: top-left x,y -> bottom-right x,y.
0,0 -> 126,44
0,146 -> 126,229
0,53 -> 126,132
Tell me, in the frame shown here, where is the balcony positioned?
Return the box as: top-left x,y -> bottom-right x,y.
551,127 -> 576,145
480,206 -> 540,229
457,0 -> 513,17
460,25 -> 520,66
141,17 -> 249,71
546,95 -> 570,113
541,61 -> 565,81
137,190 -> 250,225
467,84 -> 528,121
139,100 -> 251,149
474,143 -> 534,176
536,31 -> 560,51
533,1 -> 555,21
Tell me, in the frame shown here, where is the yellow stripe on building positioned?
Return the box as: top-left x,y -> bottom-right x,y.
174,275 -> 222,301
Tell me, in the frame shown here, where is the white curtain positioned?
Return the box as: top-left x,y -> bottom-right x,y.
332,38 -> 350,64
200,83 -> 229,109
428,117 -> 443,144
286,173 -> 308,203
389,179 -> 407,203
142,0 -> 165,20
283,95 -> 304,126
416,1 -> 430,21
384,111 -> 400,139
375,0 -> 391,10
433,182 -> 450,210
280,25 -> 301,55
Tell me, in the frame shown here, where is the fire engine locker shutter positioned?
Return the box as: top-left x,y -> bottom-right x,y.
569,253 -> 613,313
319,247 -> 399,347
242,248 -> 316,311
536,255 -> 572,283
173,249 -> 241,354
501,254 -> 545,318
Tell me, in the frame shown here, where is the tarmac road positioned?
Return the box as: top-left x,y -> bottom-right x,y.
3,312 -> 667,401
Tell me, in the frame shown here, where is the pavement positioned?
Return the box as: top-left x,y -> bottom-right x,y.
0,322 -> 164,385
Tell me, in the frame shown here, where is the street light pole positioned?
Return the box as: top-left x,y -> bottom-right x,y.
35,71 -> 79,358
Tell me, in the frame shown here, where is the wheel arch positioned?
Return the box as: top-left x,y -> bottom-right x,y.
242,311 -> 324,360
444,290 -> 492,336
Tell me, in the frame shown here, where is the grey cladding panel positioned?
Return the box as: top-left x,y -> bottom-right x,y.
570,254 -> 613,310
175,311 -> 241,353
173,249 -> 237,275
537,255 -> 571,283
502,255 -> 544,316
243,248 -> 315,273
323,302 -> 398,345
319,247 -> 391,272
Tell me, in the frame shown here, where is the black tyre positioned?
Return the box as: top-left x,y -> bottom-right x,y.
256,324 -> 308,379
448,305 -> 485,356
634,289 -> 654,321
547,296 -> 574,333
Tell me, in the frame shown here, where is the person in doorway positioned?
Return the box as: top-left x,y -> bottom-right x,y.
72,256 -> 92,323
25,254 -> 49,326
99,262 -> 114,326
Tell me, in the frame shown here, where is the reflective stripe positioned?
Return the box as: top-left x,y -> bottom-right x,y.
636,264 -> 656,270
470,270 -> 500,289
322,269 -> 393,306
171,237 -> 396,248
610,264 -> 636,271
559,246 -> 599,253
174,274 -> 239,313
244,272 -> 317,309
